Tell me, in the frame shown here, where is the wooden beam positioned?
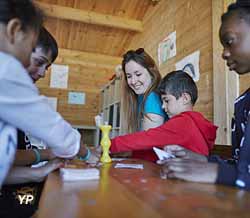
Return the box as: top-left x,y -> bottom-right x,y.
56,48 -> 122,70
35,1 -> 143,32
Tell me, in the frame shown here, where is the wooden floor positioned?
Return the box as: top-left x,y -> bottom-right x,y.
37,159 -> 250,218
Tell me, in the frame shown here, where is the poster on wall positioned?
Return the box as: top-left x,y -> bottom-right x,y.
158,31 -> 176,66
50,64 -> 69,89
68,92 -> 86,105
175,50 -> 200,82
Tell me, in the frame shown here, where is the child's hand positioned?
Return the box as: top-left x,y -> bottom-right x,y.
160,159 -> 218,183
164,145 -> 208,162
95,145 -> 102,156
33,159 -> 64,182
86,150 -> 100,164
40,149 -> 56,161
77,143 -> 91,160
77,145 -> 100,164
41,158 -> 64,174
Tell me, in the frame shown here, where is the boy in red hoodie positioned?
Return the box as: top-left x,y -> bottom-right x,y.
110,70 -> 217,162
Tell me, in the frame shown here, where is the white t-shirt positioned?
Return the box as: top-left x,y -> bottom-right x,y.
0,122 -> 17,187
0,52 -> 80,185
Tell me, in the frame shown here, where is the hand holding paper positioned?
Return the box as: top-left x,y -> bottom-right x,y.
153,147 -> 175,161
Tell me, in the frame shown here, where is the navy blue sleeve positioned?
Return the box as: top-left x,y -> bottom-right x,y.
216,161 -> 238,186
208,155 -> 237,186
209,91 -> 250,190
209,120 -> 250,190
234,118 -> 250,189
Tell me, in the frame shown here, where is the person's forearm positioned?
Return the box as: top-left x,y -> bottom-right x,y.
4,167 -> 45,184
14,150 -> 37,166
110,120 -> 188,153
14,149 -> 54,166
77,143 -> 92,160
0,64 -> 80,158
78,145 -> 88,157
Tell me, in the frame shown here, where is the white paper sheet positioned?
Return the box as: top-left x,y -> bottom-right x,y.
50,64 -> 69,89
111,158 -> 128,161
158,31 -> 177,65
114,163 -> 144,169
153,147 -> 175,160
175,50 -> 200,82
60,168 -> 100,181
68,92 -> 85,105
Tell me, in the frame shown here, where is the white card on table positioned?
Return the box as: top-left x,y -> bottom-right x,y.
114,163 -> 143,169
153,147 -> 175,160
60,168 -> 100,181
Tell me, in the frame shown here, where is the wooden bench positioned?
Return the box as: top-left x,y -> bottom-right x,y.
210,144 -> 232,159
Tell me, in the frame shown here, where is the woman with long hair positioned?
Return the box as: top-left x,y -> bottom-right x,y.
121,48 -> 167,134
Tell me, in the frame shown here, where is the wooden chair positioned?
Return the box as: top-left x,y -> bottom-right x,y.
210,144 -> 232,159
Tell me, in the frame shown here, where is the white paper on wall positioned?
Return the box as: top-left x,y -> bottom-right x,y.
50,64 -> 69,89
68,92 -> 85,105
175,50 -> 200,82
158,31 -> 176,65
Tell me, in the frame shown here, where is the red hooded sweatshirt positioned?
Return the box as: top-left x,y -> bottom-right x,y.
110,111 -> 217,162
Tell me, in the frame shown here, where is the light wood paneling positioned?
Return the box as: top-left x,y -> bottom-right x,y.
36,49 -> 116,126
39,87 -> 99,126
57,48 -> 122,70
37,0 -> 154,56
212,0 -> 238,145
213,0 -> 230,145
128,0 -> 213,121
35,0 -> 154,127
35,1 -> 143,32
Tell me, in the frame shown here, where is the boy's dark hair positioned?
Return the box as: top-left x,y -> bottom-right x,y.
221,1 -> 250,24
159,70 -> 198,105
0,0 -> 43,32
37,27 -> 58,63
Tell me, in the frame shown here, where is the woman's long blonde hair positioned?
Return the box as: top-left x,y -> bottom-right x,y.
120,48 -> 161,134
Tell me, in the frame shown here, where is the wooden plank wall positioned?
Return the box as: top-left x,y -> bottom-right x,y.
127,0 -> 213,121
212,0 -> 235,145
36,53 -> 115,126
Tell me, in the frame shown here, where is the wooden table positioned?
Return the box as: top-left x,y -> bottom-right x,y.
37,159 -> 250,218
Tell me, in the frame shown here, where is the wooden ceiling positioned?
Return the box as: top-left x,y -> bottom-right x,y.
35,0 -> 158,60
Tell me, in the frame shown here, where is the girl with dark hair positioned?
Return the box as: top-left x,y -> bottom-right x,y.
0,0 -> 44,188
160,1 -> 250,190
0,0 -> 90,189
